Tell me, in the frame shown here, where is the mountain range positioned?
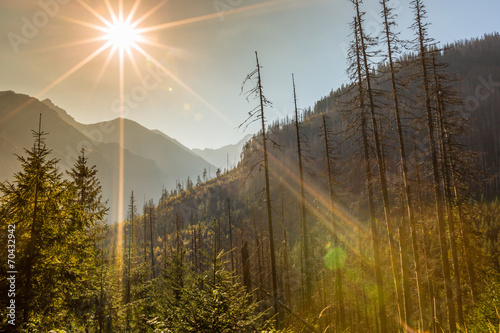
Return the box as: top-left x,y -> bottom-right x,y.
0,91 -> 248,222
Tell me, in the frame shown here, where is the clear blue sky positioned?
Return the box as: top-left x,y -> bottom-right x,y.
1,0 -> 499,149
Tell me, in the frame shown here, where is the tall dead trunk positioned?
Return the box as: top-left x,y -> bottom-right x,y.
292,74 -> 312,304
241,240 -> 252,295
452,177 -> 476,301
252,210 -> 264,303
422,223 -> 438,332
280,182 -> 292,308
254,52 -> 280,326
358,229 -> 370,332
143,205 -> 148,269
412,1 -> 456,330
380,0 -> 425,327
431,55 -> 464,328
227,198 -> 235,276
322,115 -> 345,329
353,2 -> 404,327
149,202 -> 156,280
352,15 -> 388,333
398,223 -> 412,329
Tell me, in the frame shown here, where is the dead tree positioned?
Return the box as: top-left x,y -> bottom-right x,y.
240,53 -> 280,326
353,0 -> 405,327
380,0 -> 425,327
410,0 -> 456,330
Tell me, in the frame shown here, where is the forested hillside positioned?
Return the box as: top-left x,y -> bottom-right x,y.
1,0 -> 499,331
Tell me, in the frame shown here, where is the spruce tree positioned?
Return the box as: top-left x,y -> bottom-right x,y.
66,148 -> 108,329
0,116 -> 98,330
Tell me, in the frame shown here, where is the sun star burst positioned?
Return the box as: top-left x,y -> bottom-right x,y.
103,17 -> 141,51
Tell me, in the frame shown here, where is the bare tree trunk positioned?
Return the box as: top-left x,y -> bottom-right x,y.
359,230 -> 370,332
242,240 -> 252,295
280,183 -> 292,308
381,0 -> 425,327
191,224 -> 196,273
412,1 -> 456,330
353,15 -> 387,332
322,115 -> 345,329
227,198 -> 235,277
143,205 -> 148,269
292,74 -> 312,306
252,210 -> 264,304
398,223 -> 412,329
422,223 -> 437,333
255,52 -> 280,327
149,202 -> 156,280
354,3 -> 404,327
432,56 -> 464,328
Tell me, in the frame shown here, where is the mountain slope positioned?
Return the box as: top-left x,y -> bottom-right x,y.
42,99 -> 214,179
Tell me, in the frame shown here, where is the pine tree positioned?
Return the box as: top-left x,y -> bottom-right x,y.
66,148 -> 108,329
1,116 -> 65,327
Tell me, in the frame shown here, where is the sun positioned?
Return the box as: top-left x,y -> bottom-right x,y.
103,17 -> 141,51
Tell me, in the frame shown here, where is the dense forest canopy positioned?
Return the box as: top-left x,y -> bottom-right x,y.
1,0 -> 499,331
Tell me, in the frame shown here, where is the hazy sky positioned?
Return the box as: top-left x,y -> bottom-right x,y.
1,0 -> 499,149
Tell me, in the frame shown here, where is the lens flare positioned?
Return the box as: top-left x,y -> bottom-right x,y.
324,247 -> 347,271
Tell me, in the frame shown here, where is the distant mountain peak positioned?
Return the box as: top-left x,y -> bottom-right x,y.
0,90 -> 16,97
41,98 -> 79,128
192,134 -> 252,169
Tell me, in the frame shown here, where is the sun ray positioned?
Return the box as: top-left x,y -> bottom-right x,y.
75,0 -> 112,27
125,46 -> 144,82
136,0 -> 292,34
137,38 -> 175,51
259,141 -> 361,243
131,0 -> 169,28
131,43 -> 234,126
126,0 -> 142,25
35,41 -> 112,98
0,98 -> 37,126
118,0 -> 123,22
117,45 -> 126,276
59,16 -> 109,32
33,36 -> 109,53
86,46 -> 117,102
104,0 -> 118,24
